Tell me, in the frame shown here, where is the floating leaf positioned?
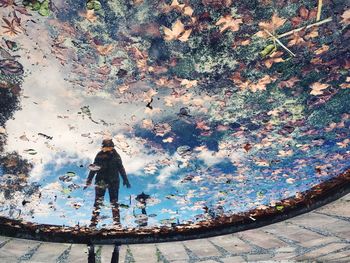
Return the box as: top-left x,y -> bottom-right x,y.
62,188 -> 71,195
0,59 -> 24,75
260,44 -> 276,58
38,0 -> 50,16
24,149 -> 37,155
88,164 -> 101,171
276,205 -> 284,211
66,171 -> 76,177
87,0 -> 102,11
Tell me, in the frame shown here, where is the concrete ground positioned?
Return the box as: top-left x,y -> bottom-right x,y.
0,194 -> 349,262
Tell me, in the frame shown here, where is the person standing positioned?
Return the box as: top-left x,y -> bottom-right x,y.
84,139 -> 131,227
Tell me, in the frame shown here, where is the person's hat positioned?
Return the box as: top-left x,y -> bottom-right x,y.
102,139 -> 115,147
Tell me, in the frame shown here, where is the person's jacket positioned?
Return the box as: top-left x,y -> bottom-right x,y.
87,149 -> 128,185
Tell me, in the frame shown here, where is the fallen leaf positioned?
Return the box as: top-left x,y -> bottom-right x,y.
215,15 -> 243,33
286,178 -> 295,184
278,77 -> 300,88
170,0 -> 185,9
264,51 -> 284,68
250,75 -> 275,92
96,44 -> 114,56
336,139 -> 350,148
243,143 -> 252,152
80,9 -> 97,22
310,82 -> 330,95
256,14 -> 286,38
180,79 -> 198,88
341,9 -> 350,26
162,137 -> 174,143
183,6 -> 194,16
314,45 -> 329,55
163,20 -> 192,42
287,32 -> 305,46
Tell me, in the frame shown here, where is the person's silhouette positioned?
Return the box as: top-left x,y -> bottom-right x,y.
84,139 -> 131,227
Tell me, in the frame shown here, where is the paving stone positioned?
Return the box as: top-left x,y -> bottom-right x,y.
238,229 -> 287,249
221,256 -> 246,262
318,219 -> 350,240
183,239 -> 221,258
295,243 -> 349,260
100,245 -> 114,263
157,241 -> 189,262
288,212 -> 339,229
0,238 -> 40,263
27,242 -> 69,263
273,252 -> 297,260
246,253 -> 273,261
209,234 -> 252,254
316,248 -> 350,262
317,197 -> 350,218
118,245 -> 128,263
198,260 -> 218,263
99,245 -> 127,263
128,244 -> 157,263
264,223 -> 325,245
275,247 -> 295,253
300,236 -> 341,248
0,236 -> 9,245
66,244 -> 88,263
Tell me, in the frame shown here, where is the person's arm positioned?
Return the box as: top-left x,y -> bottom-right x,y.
116,153 -> 130,188
84,154 -> 99,189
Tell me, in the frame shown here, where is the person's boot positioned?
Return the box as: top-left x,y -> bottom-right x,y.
112,206 -> 121,227
90,209 -> 100,228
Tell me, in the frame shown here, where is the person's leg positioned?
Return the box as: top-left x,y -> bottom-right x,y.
90,185 -> 106,227
108,182 -> 120,226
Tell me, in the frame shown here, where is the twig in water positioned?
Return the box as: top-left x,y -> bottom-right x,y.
264,29 -> 296,57
317,0 -> 323,21
276,17 -> 332,39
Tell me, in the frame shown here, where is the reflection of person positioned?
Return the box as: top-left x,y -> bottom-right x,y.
84,139 -> 131,227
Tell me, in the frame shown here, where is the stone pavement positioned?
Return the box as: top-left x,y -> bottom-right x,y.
0,194 -> 349,262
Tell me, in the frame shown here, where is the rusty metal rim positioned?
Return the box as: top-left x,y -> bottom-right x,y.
0,169 -> 349,244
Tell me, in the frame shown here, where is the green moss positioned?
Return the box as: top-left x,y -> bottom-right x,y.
107,0 -> 127,18
308,89 -> 350,128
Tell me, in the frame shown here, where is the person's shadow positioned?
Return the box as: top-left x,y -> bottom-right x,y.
88,243 -> 121,263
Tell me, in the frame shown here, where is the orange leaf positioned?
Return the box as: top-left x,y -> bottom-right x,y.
256,14 -> 286,38
215,15 -> 243,33
310,82 -> 330,95
341,9 -> 350,26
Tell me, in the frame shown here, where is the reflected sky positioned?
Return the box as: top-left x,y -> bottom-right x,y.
0,0 -> 349,230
